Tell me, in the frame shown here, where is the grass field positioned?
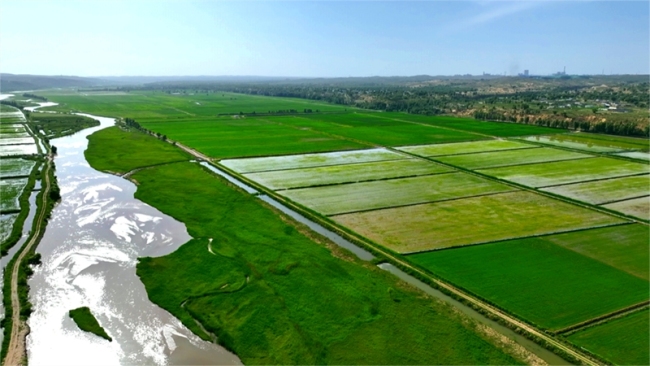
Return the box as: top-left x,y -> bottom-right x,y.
84,126 -> 191,174
333,191 -> 625,253
567,309 -> 649,365
221,148 -> 406,173
0,144 -> 37,157
42,90 -> 352,118
521,135 -> 632,153
602,197 -> 650,220
244,159 -> 451,190
140,117 -> 367,159
277,113 -> 487,146
83,126 -> 522,364
542,174 -> 650,204
69,307 -> 112,342
435,147 -> 591,170
0,214 -> 18,242
397,139 -> 534,157
281,172 -> 515,215
0,159 -> 36,178
541,224 -> 649,280
408,238 -> 649,331
479,157 -> 650,187
0,178 -> 28,211
383,114 -> 560,137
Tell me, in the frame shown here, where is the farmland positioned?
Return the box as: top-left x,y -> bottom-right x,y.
333,191 -> 624,253
603,197 -> 650,220
567,309 -> 649,365
542,174 -> 650,205
521,134 -> 644,153
0,179 -> 28,212
85,126 -> 521,365
244,158 -> 451,190
281,172 -> 515,215
0,214 -> 17,242
408,237 -> 649,330
434,147 -> 591,170
0,159 -> 35,178
478,157 -> 649,187
221,148 -> 405,173
397,139 -> 533,157
0,144 -> 37,157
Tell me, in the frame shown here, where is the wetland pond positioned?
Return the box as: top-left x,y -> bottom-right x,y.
25,112 -> 240,365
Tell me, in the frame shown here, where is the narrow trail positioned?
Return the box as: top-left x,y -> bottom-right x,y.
3,157 -> 52,366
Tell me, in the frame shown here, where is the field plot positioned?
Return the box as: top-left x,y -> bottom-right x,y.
614,151 -> 650,161
0,158 -> 36,178
521,134 -> 634,153
221,148 -> 405,173
408,238 -> 649,331
603,197 -> 650,220
0,125 -> 27,134
333,191 -> 624,253
244,159 -> 450,190
281,172 -> 515,215
384,114 -> 560,137
568,309 -> 649,366
0,132 -> 31,139
435,147 -> 590,170
564,132 -> 649,151
542,224 -> 649,280
0,213 -> 18,242
140,118 -> 366,159
0,137 -> 35,146
397,139 -> 533,157
281,114 -> 486,146
0,178 -> 28,211
479,157 -> 649,187
0,144 -> 37,157
542,174 -> 650,205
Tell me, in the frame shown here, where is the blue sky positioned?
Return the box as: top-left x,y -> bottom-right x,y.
1,1 -> 647,76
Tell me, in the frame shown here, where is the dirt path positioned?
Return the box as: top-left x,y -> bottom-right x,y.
3,158 -> 52,366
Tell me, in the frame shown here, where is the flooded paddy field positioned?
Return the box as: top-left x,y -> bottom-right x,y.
0,178 -> 28,211
542,174 -> 650,205
397,139 -> 534,157
602,196 -> 650,220
434,146 -> 591,169
0,159 -> 36,178
0,144 -> 38,157
520,134 -> 641,153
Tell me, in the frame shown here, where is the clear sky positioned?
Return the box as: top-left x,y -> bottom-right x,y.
1,0 -> 648,77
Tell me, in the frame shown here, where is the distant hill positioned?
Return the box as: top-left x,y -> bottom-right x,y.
0,73 -> 107,92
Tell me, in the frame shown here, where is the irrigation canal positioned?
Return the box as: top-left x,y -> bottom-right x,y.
0,103 -> 571,364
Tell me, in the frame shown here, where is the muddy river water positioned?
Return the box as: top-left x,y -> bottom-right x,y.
25,113 -> 240,365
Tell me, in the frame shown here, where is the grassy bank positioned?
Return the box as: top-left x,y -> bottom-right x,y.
69,307 -> 112,342
88,126 -> 521,364
28,112 -> 100,139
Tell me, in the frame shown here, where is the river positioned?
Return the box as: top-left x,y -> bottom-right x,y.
25,110 -> 240,365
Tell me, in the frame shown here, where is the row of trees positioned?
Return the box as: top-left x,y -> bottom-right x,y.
22,93 -> 48,102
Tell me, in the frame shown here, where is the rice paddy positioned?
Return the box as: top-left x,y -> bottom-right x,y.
281,172 -> 515,215
244,158 -> 451,190
0,144 -> 38,157
602,196 -> 650,220
0,178 -> 28,211
521,134 -> 635,153
0,159 -> 36,178
567,309 -> 649,365
479,157 -> 650,187
614,151 -> 650,161
541,174 -> 650,205
407,238 -> 649,331
0,214 -> 18,242
397,139 -> 534,157
0,138 -> 35,146
434,147 -> 591,170
333,191 -> 625,253
221,148 -> 405,173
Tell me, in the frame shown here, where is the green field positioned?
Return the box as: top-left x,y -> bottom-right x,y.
603,197 -> 650,220
0,214 -> 18,242
84,126 -> 191,174
281,172 -> 515,215
244,159 -> 451,190
333,191 -> 625,253
29,112 -> 100,138
568,309 -> 649,365
42,90 -> 352,118
140,117 -> 367,159
574,132 -> 650,150
542,174 -> 650,204
0,125 -> 27,134
479,157 -> 650,187
408,239 -> 650,331
541,224 -> 649,280
397,139 -> 534,157
521,134 -> 635,153
435,147 -> 591,170
383,114 -> 560,137
69,307 -> 112,342
0,178 -> 28,211
221,148 -> 405,173
614,151 -> 650,161
0,158 -> 36,177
